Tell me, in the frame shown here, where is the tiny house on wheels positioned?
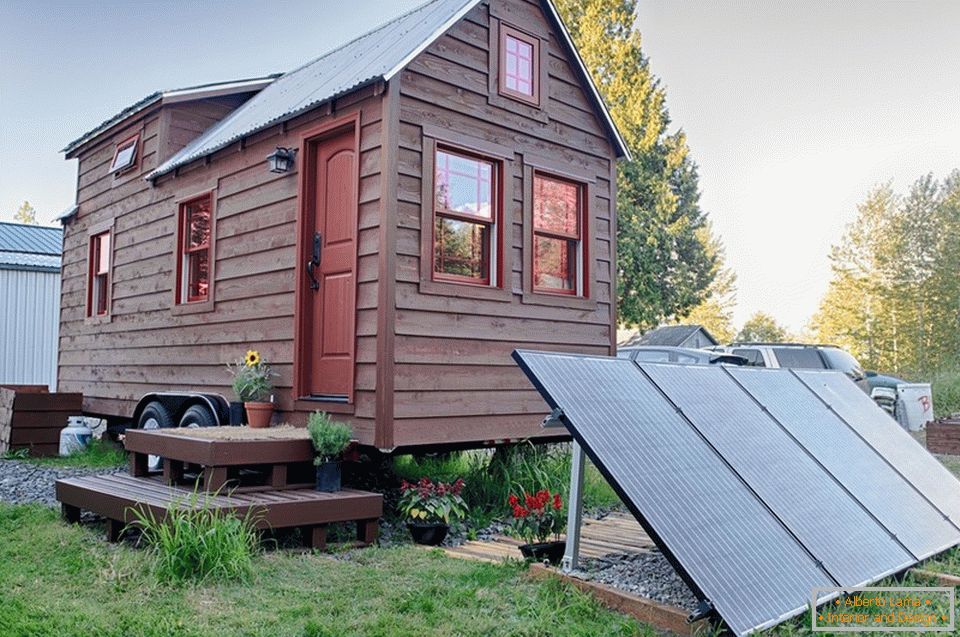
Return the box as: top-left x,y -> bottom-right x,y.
57,0 -> 628,452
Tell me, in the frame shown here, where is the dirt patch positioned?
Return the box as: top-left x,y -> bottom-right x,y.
155,425 -> 309,441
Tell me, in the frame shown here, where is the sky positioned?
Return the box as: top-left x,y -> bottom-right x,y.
1,1 -> 958,332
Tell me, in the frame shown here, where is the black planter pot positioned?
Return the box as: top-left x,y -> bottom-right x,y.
407,522 -> 449,546
315,461 -> 342,492
519,540 -> 566,565
228,401 -> 246,426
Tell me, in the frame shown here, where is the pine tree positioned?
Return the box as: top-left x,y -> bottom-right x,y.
736,312 -> 788,343
13,201 -> 37,225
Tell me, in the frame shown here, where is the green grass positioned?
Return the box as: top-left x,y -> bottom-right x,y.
392,443 -> 622,527
0,503 -> 653,637
931,369 -> 960,418
3,438 -> 127,469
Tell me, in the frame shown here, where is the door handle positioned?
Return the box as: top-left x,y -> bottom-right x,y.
306,231 -> 321,290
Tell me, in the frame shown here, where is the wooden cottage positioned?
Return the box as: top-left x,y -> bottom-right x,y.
58,0 -> 628,452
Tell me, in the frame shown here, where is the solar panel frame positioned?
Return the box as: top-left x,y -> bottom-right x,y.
513,350 -> 839,636
639,363 -> 916,587
728,367 -> 960,560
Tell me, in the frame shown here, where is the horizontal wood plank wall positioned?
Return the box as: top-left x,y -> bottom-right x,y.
59,90 -> 384,444
392,0 -> 615,448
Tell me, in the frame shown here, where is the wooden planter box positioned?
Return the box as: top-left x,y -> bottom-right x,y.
926,417 -> 960,456
0,385 -> 83,456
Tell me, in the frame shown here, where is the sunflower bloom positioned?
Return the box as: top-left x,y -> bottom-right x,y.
244,350 -> 261,367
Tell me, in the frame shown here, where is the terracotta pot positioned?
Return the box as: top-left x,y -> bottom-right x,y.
244,401 -> 273,428
519,540 -> 566,565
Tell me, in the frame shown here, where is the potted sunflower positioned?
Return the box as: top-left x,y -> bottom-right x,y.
227,350 -> 276,428
507,489 -> 566,564
307,411 -> 352,492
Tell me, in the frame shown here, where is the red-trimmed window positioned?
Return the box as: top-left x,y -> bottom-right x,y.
433,147 -> 498,285
177,195 -> 212,303
533,173 -> 583,295
109,134 -> 139,174
500,26 -> 539,104
87,231 -> 111,316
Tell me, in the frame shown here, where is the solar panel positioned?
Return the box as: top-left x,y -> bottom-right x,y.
513,350 -> 960,636
730,367 -> 960,559
794,370 -> 960,525
513,351 -> 834,636
641,363 -> 915,586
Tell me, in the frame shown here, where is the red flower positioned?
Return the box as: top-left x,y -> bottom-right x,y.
553,494 -> 562,510
525,493 -> 539,509
508,494 -> 519,506
452,478 -> 465,495
400,480 -> 410,491
419,477 -> 432,488
512,505 -> 528,518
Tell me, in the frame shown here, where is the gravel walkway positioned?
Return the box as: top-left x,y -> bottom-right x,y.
0,459 -> 121,508
570,550 -> 699,611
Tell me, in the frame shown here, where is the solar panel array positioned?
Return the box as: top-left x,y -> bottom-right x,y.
513,350 -> 960,636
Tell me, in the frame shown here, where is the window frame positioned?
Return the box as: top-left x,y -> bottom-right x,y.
487,16 -> 549,122
85,221 -> 114,323
172,188 -> 217,315
531,170 -> 586,297
109,134 -> 140,175
431,145 -> 499,287
498,25 -> 540,106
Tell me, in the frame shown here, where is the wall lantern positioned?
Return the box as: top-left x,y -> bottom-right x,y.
267,146 -> 298,173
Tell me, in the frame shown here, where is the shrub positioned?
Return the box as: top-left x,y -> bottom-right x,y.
128,491 -> 260,584
226,349 -> 276,402
307,411 -> 352,464
932,370 -> 960,418
398,477 -> 468,524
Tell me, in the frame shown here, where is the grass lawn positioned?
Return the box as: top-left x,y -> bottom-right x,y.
0,503 -> 653,637
4,438 -> 126,469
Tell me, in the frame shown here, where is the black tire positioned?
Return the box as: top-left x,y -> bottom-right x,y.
138,402 -> 174,430
179,404 -> 217,428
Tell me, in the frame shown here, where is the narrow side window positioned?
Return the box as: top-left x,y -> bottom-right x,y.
87,231 -> 111,316
176,194 -> 212,304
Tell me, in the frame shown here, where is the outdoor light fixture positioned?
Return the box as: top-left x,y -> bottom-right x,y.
267,147 -> 298,173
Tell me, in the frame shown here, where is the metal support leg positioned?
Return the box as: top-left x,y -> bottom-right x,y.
562,441 -> 586,572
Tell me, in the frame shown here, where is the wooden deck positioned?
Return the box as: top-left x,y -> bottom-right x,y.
56,473 -> 382,549
438,511 -> 654,563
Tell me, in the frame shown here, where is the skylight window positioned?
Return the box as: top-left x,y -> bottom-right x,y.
109,135 -> 139,174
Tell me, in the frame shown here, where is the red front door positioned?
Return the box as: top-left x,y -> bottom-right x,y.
300,125 -> 357,400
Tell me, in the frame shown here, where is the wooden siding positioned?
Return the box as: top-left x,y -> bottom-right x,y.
390,0 -> 616,448
59,89 -> 385,443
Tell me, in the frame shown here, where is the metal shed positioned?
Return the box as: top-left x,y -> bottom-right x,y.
0,222 -> 63,389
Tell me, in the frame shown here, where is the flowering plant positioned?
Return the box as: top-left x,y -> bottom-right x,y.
398,477 -> 468,525
226,350 -> 276,402
508,489 -> 564,544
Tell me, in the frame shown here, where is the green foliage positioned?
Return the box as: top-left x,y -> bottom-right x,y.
507,489 -> 564,544
226,357 -> 276,402
392,443 -> 621,526
554,0 -> 719,330
127,490 -> 260,584
13,200 -> 37,225
0,502 -> 652,636
736,311 -> 789,343
307,411 -> 352,463
932,370 -> 960,418
812,171 -> 960,376
28,438 -> 126,469
398,478 -> 469,524
669,222 -> 738,342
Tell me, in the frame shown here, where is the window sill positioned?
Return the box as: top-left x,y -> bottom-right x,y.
521,290 -> 597,310
84,314 -> 112,326
171,299 -> 215,316
420,277 -> 513,302
293,399 -> 355,415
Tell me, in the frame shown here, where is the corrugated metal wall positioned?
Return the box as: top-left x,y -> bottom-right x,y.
0,268 -> 61,389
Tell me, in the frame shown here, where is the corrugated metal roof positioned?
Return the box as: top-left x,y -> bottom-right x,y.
148,0 -> 629,180
0,222 -> 63,256
62,75 -> 280,156
0,251 -> 61,272
622,325 -> 716,348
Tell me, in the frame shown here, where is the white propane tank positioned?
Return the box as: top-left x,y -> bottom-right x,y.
59,416 -> 92,456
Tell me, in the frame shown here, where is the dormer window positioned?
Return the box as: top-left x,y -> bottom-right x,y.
499,25 -> 539,106
109,134 -> 139,174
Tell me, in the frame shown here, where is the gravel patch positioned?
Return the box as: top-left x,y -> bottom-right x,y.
0,459 -> 122,508
570,550 -> 699,612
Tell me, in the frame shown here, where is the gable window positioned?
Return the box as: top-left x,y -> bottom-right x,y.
499,25 -> 539,105
109,135 -> 139,174
533,173 -> 584,295
433,147 -> 498,285
87,231 -> 111,316
177,194 -> 212,303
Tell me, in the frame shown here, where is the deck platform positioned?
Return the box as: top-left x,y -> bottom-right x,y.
56,473 -> 382,549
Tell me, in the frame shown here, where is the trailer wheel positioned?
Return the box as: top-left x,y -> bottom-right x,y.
179,404 -> 216,428
138,402 -> 173,471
